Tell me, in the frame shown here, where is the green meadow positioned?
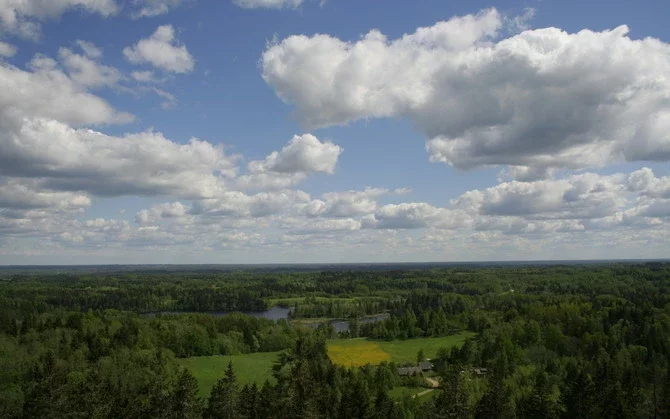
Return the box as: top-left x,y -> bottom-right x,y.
177,351 -> 280,397
179,332 -> 475,396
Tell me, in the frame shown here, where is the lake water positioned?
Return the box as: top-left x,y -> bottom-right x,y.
142,305 -> 291,320
143,306 -> 388,332
304,313 -> 390,333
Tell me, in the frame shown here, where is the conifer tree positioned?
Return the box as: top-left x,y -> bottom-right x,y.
172,368 -> 203,419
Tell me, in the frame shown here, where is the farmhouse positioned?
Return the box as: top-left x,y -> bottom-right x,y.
398,361 -> 433,376
418,361 -> 433,371
397,366 -> 423,376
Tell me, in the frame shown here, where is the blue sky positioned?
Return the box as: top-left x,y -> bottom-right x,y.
1,0 -> 670,264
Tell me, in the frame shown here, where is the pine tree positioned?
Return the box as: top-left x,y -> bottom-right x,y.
172,368 -> 203,419
373,389 -> 396,419
563,370 -> 596,418
257,380 -> 276,419
239,383 -> 260,419
206,362 -> 238,419
475,372 -> 512,419
520,372 -> 560,419
660,368 -> 670,418
434,366 -> 471,418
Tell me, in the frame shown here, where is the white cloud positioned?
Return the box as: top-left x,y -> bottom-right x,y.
0,178 -> 90,211
251,134 -> 342,174
136,202 -> 189,224
262,9 -> 670,172
0,54 -> 234,200
363,203 -> 468,230
131,0 -> 185,18
283,217 -> 361,234
58,47 -> 121,88
192,189 -> 311,218
0,40 -> 16,57
75,40 -> 102,58
454,173 -> 628,220
123,25 -> 194,73
0,55 -> 132,125
0,0 -> 118,39
0,120 -> 236,198
146,87 -> 177,109
0,50 -> 225,203
233,0 -> 304,10
301,188 -> 386,218
627,167 -> 670,198
131,70 -> 158,82
237,133 -> 342,190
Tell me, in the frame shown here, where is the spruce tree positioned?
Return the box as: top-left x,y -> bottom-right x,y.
206,362 -> 238,419
171,368 -> 203,419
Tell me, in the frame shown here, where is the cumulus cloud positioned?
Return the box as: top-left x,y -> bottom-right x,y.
283,217 -> 361,234
363,203 -> 467,230
233,0 -> 304,9
0,0 -> 118,39
0,53 -> 236,200
0,178 -> 90,211
123,25 -> 194,73
300,188 -> 386,218
236,134 -> 342,190
1,120 -> 236,198
192,190 -> 312,218
627,167 -> 670,198
0,40 -> 17,57
136,202 -> 189,224
262,8 -> 670,172
0,55 -> 132,126
58,46 -> 121,88
454,173 -> 628,220
252,134 -> 341,174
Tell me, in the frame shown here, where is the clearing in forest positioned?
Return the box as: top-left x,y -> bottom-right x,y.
327,332 -> 475,366
177,351 -> 280,396
327,340 -> 392,367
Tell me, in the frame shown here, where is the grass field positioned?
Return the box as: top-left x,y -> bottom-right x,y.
177,352 -> 280,397
388,386 -> 426,399
180,332 -> 475,396
327,332 -> 476,367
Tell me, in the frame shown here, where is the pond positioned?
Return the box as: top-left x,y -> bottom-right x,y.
304,313 -> 390,333
141,305 -> 291,320
142,307 -> 389,333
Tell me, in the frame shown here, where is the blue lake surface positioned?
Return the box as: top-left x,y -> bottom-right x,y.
143,306 -> 388,332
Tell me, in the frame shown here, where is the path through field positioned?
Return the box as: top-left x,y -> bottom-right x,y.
412,376 -> 439,399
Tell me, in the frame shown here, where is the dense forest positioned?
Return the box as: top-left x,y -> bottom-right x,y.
2,263 -> 670,418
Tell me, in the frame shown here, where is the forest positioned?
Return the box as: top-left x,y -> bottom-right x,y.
1,262 -> 670,418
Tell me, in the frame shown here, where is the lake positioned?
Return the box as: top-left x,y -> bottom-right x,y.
143,306 -> 389,332
142,305 -> 291,320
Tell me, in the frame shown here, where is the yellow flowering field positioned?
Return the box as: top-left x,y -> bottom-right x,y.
327,339 -> 391,367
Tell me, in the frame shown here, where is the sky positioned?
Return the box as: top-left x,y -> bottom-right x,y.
1,0 -> 670,264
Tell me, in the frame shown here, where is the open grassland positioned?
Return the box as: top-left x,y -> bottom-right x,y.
376,332 -> 475,364
388,386 -> 426,399
327,332 -> 475,367
180,332 -> 475,395
177,352 -> 279,397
